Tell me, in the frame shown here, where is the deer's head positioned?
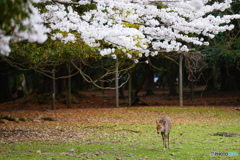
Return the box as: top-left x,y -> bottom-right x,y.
156,119 -> 164,134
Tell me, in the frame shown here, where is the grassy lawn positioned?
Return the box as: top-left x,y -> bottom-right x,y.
0,106 -> 239,159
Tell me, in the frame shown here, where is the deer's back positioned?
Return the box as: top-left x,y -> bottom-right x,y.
161,116 -> 172,132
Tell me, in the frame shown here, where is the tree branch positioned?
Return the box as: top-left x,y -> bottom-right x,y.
52,0 -> 79,5
71,59 -> 130,90
52,0 -> 96,5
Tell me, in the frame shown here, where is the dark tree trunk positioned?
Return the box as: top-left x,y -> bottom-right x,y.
56,78 -> 67,94
37,75 -> 52,93
55,65 -> 68,94
205,67 -> 216,91
0,72 -> 11,102
67,63 -> 71,108
130,64 -> 145,105
52,68 -> 56,110
220,65 -> 239,91
144,64 -> 155,96
167,62 -> 177,96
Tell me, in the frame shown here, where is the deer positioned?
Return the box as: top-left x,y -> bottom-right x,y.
156,116 -> 172,150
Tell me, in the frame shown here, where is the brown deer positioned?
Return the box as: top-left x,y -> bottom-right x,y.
156,116 -> 172,150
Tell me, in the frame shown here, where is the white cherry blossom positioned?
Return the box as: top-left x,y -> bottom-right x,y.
1,0 -> 239,58
0,1 -> 50,55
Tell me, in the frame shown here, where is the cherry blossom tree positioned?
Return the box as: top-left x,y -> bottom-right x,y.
3,0 -> 239,77
39,0 -> 239,106
2,0 -> 239,107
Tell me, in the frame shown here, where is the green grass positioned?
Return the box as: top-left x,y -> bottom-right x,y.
0,107 -> 239,160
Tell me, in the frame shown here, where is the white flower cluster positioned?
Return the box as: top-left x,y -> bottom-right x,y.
99,48 -> 115,56
0,1 -> 50,56
2,0 -> 239,59
0,35 -> 11,55
80,0 -> 238,56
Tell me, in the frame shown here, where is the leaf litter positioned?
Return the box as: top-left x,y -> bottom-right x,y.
0,105 -> 238,143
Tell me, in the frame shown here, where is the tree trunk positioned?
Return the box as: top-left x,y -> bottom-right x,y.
179,53 -> 183,107
190,81 -> 194,105
119,78 -> 125,99
205,67 -> 215,91
220,65 -> 239,91
205,63 -> 220,91
0,72 -> 11,102
67,63 -> 71,108
144,64 -> 155,95
52,66 -> 56,110
54,64 -> 68,95
115,58 -> 119,107
167,62 -> 177,96
128,72 -> 132,106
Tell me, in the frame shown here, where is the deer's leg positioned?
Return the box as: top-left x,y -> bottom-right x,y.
164,134 -> 167,148
167,133 -> 170,149
161,132 -> 165,150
